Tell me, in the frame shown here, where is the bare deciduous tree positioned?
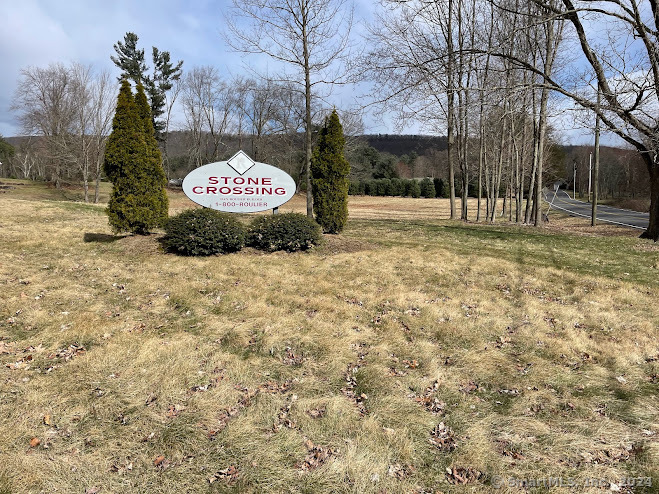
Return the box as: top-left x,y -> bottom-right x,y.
12,63 -> 114,199
180,66 -> 235,167
486,0 -> 659,238
226,0 -> 353,217
12,63 -> 76,188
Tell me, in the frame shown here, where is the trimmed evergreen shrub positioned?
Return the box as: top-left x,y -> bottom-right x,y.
376,178 -> 390,196
391,178 -> 405,196
163,208 -> 245,256
407,179 -> 421,198
433,178 -> 444,198
104,80 -> 169,234
247,213 -> 321,252
311,110 -> 350,233
420,177 -> 436,198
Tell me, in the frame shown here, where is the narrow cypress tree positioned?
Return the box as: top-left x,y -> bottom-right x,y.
134,82 -> 169,227
311,110 -> 350,234
104,80 -> 168,234
103,79 -> 140,185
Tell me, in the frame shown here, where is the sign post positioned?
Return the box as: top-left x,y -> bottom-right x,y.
182,151 -> 296,213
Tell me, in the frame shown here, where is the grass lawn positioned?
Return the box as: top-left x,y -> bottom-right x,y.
0,181 -> 657,493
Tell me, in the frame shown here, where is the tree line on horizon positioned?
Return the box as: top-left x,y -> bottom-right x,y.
4,0 -> 659,238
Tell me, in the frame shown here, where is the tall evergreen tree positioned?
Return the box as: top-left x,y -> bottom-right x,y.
111,32 -> 183,139
104,80 -> 169,234
311,110 -> 350,233
147,47 -> 183,138
110,33 -> 147,84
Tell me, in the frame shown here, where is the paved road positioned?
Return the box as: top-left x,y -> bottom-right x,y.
543,189 -> 649,230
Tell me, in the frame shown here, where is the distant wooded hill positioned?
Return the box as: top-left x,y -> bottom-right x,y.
5,133 -> 448,162
3,133 -> 648,204
363,134 -> 448,155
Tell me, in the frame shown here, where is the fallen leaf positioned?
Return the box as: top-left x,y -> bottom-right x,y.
297,441 -> 336,471
153,455 -> 165,467
388,463 -> 415,479
459,381 -> 479,394
445,466 -> 483,485
29,437 -> 41,448
307,407 -> 326,419
166,404 -> 186,418
208,465 -> 239,484
43,414 -> 52,426
429,422 -> 457,452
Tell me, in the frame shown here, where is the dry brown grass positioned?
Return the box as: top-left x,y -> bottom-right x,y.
0,184 -> 657,493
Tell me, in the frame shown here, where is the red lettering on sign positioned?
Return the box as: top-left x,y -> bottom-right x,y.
234,177 -> 245,184
275,187 -> 285,195
247,177 -> 259,184
219,187 -> 231,194
192,186 -> 203,194
262,178 -> 271,185
207,186 -> 217,194
208,177 -> 218,184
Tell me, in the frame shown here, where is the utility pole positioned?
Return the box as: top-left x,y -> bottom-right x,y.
591,87 -> 600,226
573,161 -> 576,198
588,153 -> 593,202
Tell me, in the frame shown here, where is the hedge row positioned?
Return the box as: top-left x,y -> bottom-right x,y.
163,209 -> 321,256
349,177 -> 448,198
347,178 -> 488,198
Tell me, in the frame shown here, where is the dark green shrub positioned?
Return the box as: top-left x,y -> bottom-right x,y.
391,178 -> 405,196
163,208 -> 245,255
311,110 -> 350,234
407,179 -> 421,198
385,178 -> 396,196
348,181 -> 360,195
374,178 -> 390,196
433,178 -> 445,198
420,177 -> 436,198
248,213 -> 321,252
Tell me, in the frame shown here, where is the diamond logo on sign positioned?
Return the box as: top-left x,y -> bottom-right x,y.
227,150 -> 255,175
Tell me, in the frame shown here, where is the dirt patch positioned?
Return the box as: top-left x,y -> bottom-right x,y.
117,233 -> 165,256
316,235 -> 375,255
545,216 -> 641,238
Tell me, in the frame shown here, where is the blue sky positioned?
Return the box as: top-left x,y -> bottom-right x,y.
0,0 -> 247,136
0,0 -> 617,146
0,0 -> 383,138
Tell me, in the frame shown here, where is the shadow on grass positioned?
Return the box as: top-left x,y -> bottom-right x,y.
83,232 -> 125,243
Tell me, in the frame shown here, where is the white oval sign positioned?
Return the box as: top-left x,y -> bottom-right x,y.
182,151 -> 296,213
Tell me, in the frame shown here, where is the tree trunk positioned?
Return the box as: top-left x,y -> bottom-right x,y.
447,0 -> 456,219
640,159 -> 659,240
477,132 -> 483,222
303,18 -> 313,218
